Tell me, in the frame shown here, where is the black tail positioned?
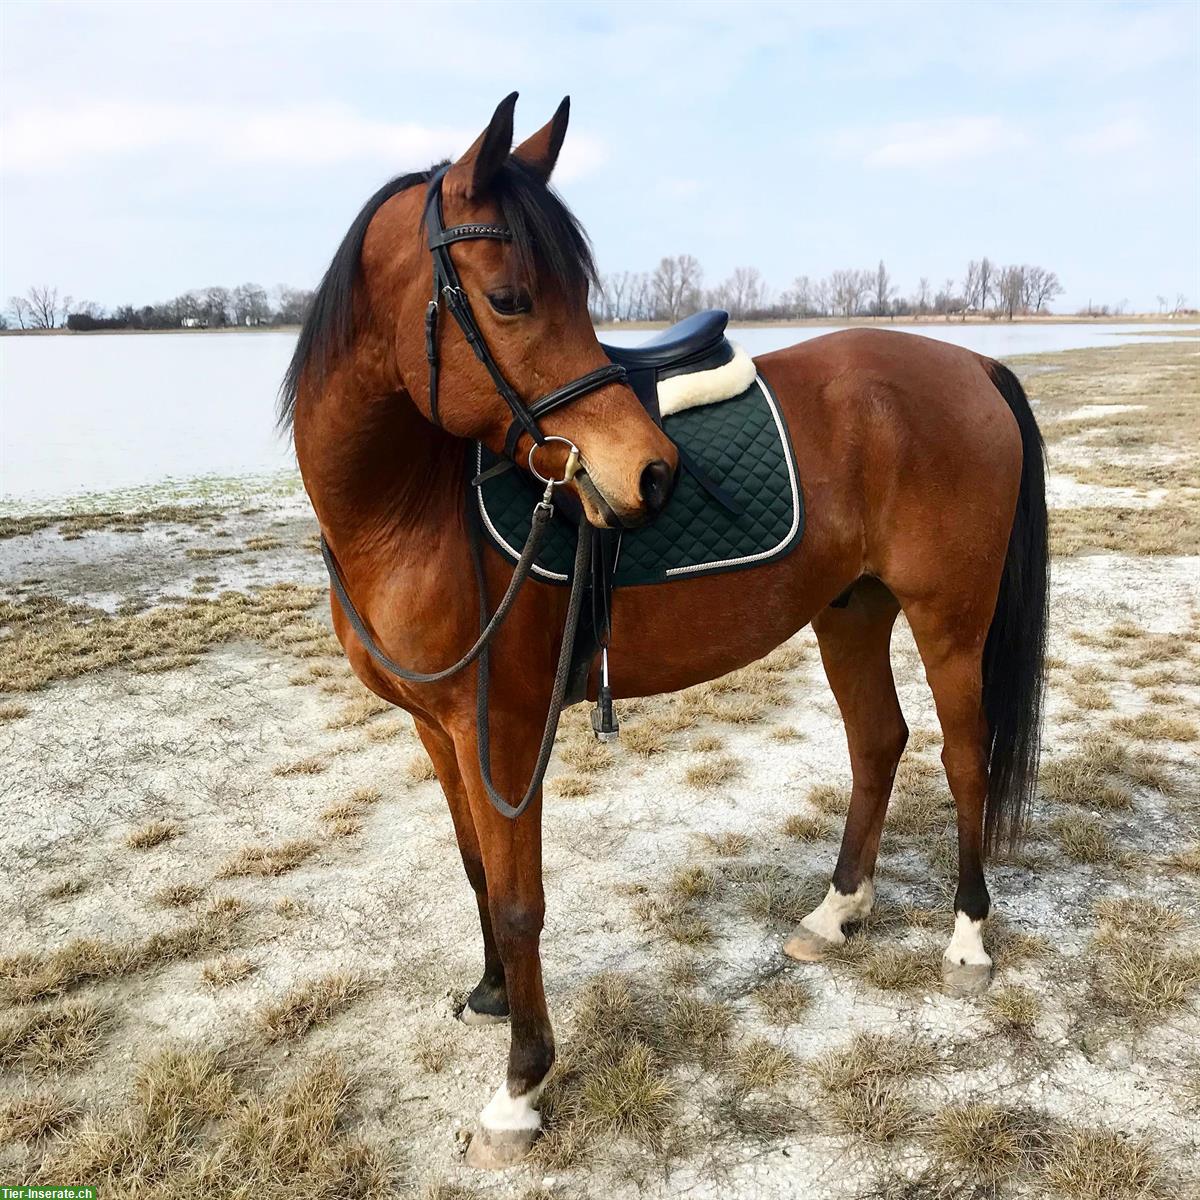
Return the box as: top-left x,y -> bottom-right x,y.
981,361 -> 1049,853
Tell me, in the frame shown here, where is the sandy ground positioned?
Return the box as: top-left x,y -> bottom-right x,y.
2,341 -> 1198,1198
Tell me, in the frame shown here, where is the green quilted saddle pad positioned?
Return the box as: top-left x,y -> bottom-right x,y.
474,374 -> 804,587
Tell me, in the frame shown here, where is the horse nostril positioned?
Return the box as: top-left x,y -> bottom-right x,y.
639,459 -> 674,515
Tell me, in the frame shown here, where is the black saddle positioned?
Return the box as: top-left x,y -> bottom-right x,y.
599,310 -> 733,423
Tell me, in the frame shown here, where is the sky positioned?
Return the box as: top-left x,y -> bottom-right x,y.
2,0 -> 1197,314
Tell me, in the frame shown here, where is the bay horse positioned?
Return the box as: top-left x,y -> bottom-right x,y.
282,94 -> 1048,1167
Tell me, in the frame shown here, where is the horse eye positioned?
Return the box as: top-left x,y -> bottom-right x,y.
487,287 -> 532,316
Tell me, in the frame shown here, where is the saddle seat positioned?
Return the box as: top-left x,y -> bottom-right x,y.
599,310 -> 752,421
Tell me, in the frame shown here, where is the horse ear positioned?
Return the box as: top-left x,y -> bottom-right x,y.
445,92 -> 518,200
512,96 -> 570,183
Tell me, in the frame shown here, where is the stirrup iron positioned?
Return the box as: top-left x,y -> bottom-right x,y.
591,648 -> 619,742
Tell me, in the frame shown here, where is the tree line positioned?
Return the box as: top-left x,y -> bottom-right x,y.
3,283 -> 314,331
588,256 -> 1076,323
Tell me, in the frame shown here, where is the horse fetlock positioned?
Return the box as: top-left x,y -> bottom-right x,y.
943,912 -> 992,967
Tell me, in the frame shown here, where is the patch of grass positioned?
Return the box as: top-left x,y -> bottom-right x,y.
692,732 -> 726,752
201,955 -> 254,988
928,1102 -> 1054,1189
806,783 -> 846,814
1094,896 -> 1185,936
622,721 -> 671,757
1050,815 -> 1120,864
667,865 -> 719,902
1051,504 -> 1200,557
217,838 -> 318,878
768,724 -> 804,743
273,756 -> 328,777
125,819 -> 179,850
1089,933 -> 1200,1024
410,1024 -> 454,1073
42,1049 -> 391,1195
0,1091 -> 82,1143
244,535 -> 283,551
559,739 -> 613,774
753,977 -> 814,1025
986,985 -> 1041,1037
826,1080 -> 919,1144
782,813 -> 831,841
552,774 -> 595,797
0,999 -> 107,1072
365,718 -> 407,743
1166,844 -> 1200,874
43,877 -> 87,900
0,584 -> 332,692
154,882 -> 204,908
578,1043 -> 677,1142
258,972 -> 370,1042
0,904 -> 246,1004
860,944 -> 943,994
699,695 -> 769,725
1041,749 -> 1134,810
1043,1127 -> 1164,1200
0,504 -> 225,541
633,896 -> 714,947
274,896 -> 306,918
699,830 -> 750,857
726,1037 -> 797,1094
325,694 -> 391,730
1111,712 -> 1197,743
1065,682 -> 1113,711
809,1032 -> 941,1094
0,700 -> 30,721
683,754 -> 741,789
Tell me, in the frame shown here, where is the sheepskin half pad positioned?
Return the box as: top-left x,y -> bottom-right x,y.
474,373 -> 804,586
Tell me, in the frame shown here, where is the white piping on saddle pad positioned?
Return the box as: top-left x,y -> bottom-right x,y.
657,342 -> 757,417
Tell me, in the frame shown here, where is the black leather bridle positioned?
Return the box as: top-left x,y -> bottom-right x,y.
422,164 -> 627,462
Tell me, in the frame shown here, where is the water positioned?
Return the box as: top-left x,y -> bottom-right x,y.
0,323 -> 1190,503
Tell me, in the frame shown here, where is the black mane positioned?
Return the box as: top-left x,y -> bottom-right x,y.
278,158 -> 597,431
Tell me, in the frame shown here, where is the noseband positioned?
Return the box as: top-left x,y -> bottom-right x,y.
422,164 -> 627,461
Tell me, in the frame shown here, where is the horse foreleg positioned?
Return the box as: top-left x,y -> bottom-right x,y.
415,717 -> 509,1024
784,581 -> 906,961
451,721 -> 552,1169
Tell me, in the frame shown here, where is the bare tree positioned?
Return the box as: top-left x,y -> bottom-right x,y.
232,283 -> 271,326
1174,293 -> 1188,315
7,296 -> 32,329
915,277 -> 931,314
25,284 -> 66,329
977,257 -> 995,313
652,255 -> 703,322
828,269 -> 869,317
1022,267 -> 1062,313
870,260 -> 894,317
997,264 -> 1025,320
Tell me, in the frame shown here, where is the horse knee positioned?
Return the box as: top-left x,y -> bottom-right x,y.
491,898 -> 544,957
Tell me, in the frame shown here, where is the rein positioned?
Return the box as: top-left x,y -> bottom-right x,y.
318,168 -> 617,820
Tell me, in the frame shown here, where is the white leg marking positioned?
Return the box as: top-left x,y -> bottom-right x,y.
800,880 -> 875,945
944,912 -> 992,967
480,1081 -> 543,1133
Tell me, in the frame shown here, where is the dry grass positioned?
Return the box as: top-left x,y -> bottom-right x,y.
928,1102 -> 1054,1189
258,972 -> 370,1042
859,944 -> 944,994
1051,503 -> 1200,557
633,895 -> 714,947
325,693 -> 391,731
1094,896 -> 1185,935
726,1037 -> 797,1094
410,1024 -> 454,1073
692,732 -> 726,752
364,718 -> 407,743
809,1032 -> 940,1094
986,984 -> 1041,1038
217,838 -> 318,878
1089,931 -> 1200,1024
826,1079 -> 919,1145
622,721 -> 671,757
683,754 -> 741,789
42,1049 -> 391,1196
1050,815 -> 1121,864
0,998 -> 107,1072
1065,682 -> 1113,711
1166,844 -> 1200,874
1043,1127 -> 1164,1200
43,877 -> 87,900
0,503 -> 224,540
404,752 -> 438,783
273,755 -> 328,777
806,783 -> 846,814
1111,712 -> 1197,743
154,881 -> 205,908
0,904 -> 246,1005
699,830 -> 751,857
767,724 -> 805,743
0,1091 -> 82,1143
753,977 -> 814,1025
125,819 -> 180,849
667,865 -> 719,901
559,739 -> 613,774
781,812 -> 831,841
0,584 -> 332,692
201,955 -> 254,989
741,877 -> 812,927
552,774 -> 595,797
0,700 -> 30,721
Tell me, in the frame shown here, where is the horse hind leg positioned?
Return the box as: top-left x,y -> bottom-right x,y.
784,580 -> 907,961
902,597 -> 995,997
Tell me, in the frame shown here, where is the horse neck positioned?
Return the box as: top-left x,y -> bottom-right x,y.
295,374 -> 463,556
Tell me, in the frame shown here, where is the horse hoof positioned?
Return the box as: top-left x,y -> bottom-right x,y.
460,1002 -> 509,1027
783,926 -> 836,962
465,1124 -> 539,1169
942,959 -> 993,997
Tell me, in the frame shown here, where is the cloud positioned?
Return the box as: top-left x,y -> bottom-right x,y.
1070,116 -> 1149,156
854,117 -> 1026,168
0,100 -> 607,180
